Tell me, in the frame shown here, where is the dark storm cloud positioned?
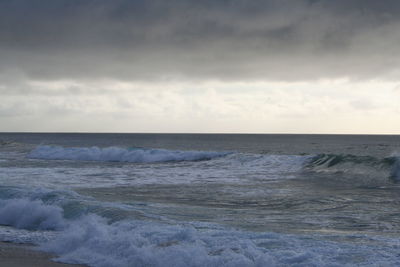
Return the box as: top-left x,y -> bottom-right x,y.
1,0 -> 400,81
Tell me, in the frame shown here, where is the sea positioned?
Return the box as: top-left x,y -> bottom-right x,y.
0,133 -> 400,267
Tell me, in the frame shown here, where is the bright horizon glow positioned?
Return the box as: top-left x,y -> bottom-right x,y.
1,78 -> 399,134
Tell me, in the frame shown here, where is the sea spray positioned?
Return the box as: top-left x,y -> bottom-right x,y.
0,198 -> 65,230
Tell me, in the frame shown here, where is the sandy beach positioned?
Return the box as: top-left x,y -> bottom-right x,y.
0,242 -> 86,267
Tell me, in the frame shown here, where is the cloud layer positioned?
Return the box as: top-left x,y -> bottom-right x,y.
1,1 -> 400,133
2,0 -> 400,81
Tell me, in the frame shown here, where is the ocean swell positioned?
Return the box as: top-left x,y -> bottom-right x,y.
390,152 -> 400,180
305,153 -> 400,180
28,145 -> 229,163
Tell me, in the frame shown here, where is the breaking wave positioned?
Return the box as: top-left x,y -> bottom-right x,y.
0,198 -> 65,230
27,146 -> 400,181
0,185 -> 399,267
43,214 -> 400,267
305,153 -> 400,180
28,145 -> 229,163
0,196 -> 397,267
0,191 -> 397,267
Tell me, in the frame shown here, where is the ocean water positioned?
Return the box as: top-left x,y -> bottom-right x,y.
0,133 -> 400,267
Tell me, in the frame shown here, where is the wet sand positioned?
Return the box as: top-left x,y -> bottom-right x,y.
0,242 -> 87,267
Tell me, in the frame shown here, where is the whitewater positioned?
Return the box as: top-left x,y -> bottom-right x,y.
1,133 -> 400,267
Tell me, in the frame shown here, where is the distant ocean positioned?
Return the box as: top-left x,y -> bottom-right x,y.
0,133 -> 400,266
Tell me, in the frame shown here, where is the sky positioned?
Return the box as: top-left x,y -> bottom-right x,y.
1,0 -> 400,134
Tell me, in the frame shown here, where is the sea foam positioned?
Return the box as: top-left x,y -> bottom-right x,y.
0,198 -> 65,230
0,195 -> 399,267
41,214 -> 400,267
28,145 -> 229,163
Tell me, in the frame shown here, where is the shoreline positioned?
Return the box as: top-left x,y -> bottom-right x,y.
0,241 -> 87,267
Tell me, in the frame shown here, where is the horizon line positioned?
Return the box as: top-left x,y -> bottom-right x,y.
0,131 -> 399,136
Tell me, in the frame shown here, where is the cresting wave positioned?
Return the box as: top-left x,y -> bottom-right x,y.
28,145 -> 230,163
0,198 -> 65,231
28,145 -> 400,180
306,153 -> 400,180
0,192 -> 399,267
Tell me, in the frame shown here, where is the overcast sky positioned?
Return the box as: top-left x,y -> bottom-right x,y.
1,0 -> 400,133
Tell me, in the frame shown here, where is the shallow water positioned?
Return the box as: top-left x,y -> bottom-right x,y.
0,133 -> 400,266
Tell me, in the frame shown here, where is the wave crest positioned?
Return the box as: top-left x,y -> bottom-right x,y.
0,198 -> 65,230
306,153 -> 400,180
0,193 -> 399,266
41,213 -> 400,267
28,145 -> 229,163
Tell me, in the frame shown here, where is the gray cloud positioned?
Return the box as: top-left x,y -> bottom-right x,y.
1,0 -> 400,81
